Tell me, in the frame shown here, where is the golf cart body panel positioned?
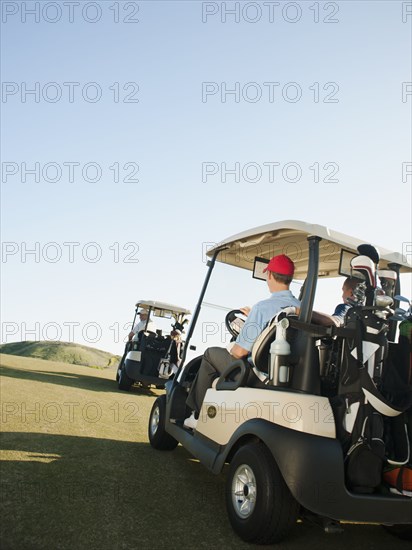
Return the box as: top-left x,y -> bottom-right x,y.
162,385 -> 412,524
149,220 -> 412,542
196,387 -> 336,444
217,420 -> 412,524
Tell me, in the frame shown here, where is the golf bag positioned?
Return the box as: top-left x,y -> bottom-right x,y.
335,307 -> 412,493
345,399 -> 385,493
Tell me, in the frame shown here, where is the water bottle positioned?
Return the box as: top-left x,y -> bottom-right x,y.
269,318 -> 291,385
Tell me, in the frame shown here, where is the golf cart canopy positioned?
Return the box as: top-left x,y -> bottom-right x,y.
206,220 -> 411,279
136,301 -> 191,317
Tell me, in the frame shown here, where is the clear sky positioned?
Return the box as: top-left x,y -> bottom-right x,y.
1,0 -> 411,355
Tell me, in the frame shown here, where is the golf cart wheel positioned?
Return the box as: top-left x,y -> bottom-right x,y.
118,368 -> 133,391
226,442 -> 299,544
148,395 -> 178,451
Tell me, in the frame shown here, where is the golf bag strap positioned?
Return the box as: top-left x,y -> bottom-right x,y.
359,367 -> 409,416
340,310 -> 365,385
354,310 -> 364,368
334,327 -> 357,339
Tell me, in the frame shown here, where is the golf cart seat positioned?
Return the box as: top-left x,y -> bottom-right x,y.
252,311 -> 335,394
133,330 -> 157,345
252,315 -> 297,376
216,313 -> 299,391
215,358 -> 265,391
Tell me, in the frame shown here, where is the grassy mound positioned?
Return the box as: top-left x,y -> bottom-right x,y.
0,341 -> 120,369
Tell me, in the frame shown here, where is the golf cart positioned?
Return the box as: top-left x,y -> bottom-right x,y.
117,300 -> 191,391
148,220 -> 412,543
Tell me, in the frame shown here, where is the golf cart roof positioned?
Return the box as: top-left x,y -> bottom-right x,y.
136,300 -> 191,315
206,220 -> 411,280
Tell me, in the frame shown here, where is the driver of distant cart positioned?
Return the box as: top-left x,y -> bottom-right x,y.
185,255 -> 300,424
128,308 -> 157,341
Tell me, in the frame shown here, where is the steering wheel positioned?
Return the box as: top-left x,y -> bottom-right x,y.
225,309 -> 248,339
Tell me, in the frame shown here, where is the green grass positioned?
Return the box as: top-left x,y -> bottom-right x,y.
0,341 -> 121,369
0,353 -> 409,550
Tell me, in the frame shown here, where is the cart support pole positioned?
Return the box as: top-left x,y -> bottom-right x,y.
180,249 -> 221,364
299,236 -> 321,324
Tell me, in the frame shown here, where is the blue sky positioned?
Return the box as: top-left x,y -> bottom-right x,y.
1,0 -> 411,354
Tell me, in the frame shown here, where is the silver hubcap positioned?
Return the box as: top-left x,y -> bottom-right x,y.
150,405 -> 160,436
231,464 -> 257,518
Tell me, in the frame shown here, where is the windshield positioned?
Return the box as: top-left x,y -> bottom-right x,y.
186,261 -> 412,358
187,261 -> 302,357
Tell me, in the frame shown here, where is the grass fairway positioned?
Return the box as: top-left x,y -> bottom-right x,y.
0,340 -> 120,368
1,353 -> 410,550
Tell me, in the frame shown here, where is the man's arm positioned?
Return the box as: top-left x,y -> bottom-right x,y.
311,311 -> 341,327
295,306 -> 341,327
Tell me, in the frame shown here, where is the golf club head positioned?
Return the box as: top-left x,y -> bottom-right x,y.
375,294 -> 394,308
378,269 -> 397,280
394,308 -> 407,315
378,269 -> 397,298
394,295 -> 411,305
389,314 -> 407,322
357,244 -> 380,264
351,255 -> 376,288
347,281 -> 367,306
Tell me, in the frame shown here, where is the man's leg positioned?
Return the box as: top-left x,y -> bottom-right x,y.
186,347 -> 233,414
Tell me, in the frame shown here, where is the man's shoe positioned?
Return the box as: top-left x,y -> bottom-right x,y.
183,412 -> 198,430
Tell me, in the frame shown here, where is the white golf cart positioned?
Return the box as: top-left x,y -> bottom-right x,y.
117,300 -> 191,391
148,220 -> 412,543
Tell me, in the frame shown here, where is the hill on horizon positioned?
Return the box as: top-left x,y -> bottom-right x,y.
0,341 -> 120,369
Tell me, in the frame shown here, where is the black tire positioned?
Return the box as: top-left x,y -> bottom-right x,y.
226,442 -> 299,544
148,395 -> 178,451
118,367 -> 133,391
383,524 -> 412,541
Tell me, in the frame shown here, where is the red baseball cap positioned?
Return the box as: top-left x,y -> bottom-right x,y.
263,254 -> 295,276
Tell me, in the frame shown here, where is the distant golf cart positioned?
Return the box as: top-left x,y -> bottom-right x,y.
148,220 -> 412,544
117,301 -> 191,391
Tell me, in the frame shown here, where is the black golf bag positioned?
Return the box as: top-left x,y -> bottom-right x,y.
333,305 -> 412,493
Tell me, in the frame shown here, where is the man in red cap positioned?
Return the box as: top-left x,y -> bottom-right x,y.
184,254 -> 300,429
